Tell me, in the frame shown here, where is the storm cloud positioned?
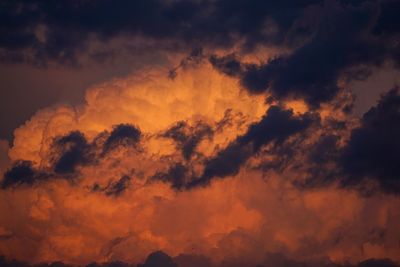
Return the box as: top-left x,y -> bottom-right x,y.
1,1 -> 400,266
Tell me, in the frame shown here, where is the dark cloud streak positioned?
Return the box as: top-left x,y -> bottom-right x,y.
190,106 -> 314,187
340,87 -> 400,194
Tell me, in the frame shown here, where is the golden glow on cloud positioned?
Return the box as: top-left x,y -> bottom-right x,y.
9,63 -> 267,166
0,61 -> 399,266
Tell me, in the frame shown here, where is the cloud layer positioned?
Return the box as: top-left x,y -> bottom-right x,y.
0,60 -> 399,266
1,1 -> 400,266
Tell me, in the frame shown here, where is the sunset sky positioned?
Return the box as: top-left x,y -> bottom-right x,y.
1,1 -> 400,267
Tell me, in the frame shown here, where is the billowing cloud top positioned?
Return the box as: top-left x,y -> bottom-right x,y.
1,0 -> 400,267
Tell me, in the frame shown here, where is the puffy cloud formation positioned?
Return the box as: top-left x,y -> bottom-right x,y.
1,1 -> 400,266
0,60 -> 400,267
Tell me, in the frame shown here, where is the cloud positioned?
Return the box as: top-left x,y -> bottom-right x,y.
192,105 -> 314,187
1,161 -> 46,189
340,88 -> 400,194
51,131 -> 92,174
0,0 -> 325,65
289,87 -> 400,195
1,54 -> 400,266
97,175 -> 132,197
372,0 -> 400,36
103,124 -> 141,154
208,1 -> 400,106
1,251 -> 400,267
138,251 -> 177,267
162,121 -> 213,160
1,1 -> 400,267
152,163 -> 190,190
209,54 -> 244,78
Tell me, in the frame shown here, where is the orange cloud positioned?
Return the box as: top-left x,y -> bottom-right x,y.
0,61 -> 399,267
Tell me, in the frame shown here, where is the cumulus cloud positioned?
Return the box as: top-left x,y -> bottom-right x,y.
0,61 -> 399,267
1,1 -> 400,266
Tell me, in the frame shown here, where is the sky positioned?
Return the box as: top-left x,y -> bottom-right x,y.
0,0 -> 400,267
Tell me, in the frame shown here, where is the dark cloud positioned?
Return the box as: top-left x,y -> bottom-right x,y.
241,10 -> 390,106
293,88 -> 400,194
340,88 -> 400,194
241,106 -> 315,150
2,0 -> 399,109
372,0 -> 400,35
197,142 -> 251,186
0,255 -> 73,267
92,175 -> 132,197
51,131 -> 91,174
106,175 -> 131,196
152,163 -> 190,190
174,254 -> 213,267
163,121 -> 213,160
103,124 -> 141,154
1,131 -> 93,188
137,251 -> 177,267
357,259 -> 400,267
296,134 -> 342,189
190,106 -> 314,187
1,125 -> 142,189
1,160 -> 46,189
209,54 -> 244,77
207,1 -> 400,106
169,48 -> 205,79
0,0 -> 324,65
1,251 -> 400,267
104,175 -> 131,197
255,253 -> 399,267
86,261 -> 133,267
372,0 -> 400,68
309,134 -> 341,165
